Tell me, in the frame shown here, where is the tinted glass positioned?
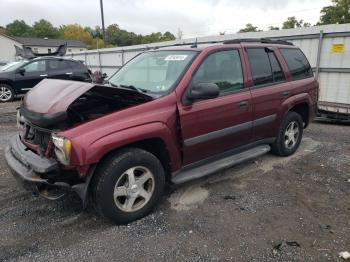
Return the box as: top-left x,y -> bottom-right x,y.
22,60 -> 46,72
192,50 -> 244,94
268,52 -> 285,82
68,61 -> 80,70
280,48 -> 313,80
47,60 -> 70,71
246,48 -> 273,86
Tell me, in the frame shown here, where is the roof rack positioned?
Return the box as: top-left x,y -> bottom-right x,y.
223,38 -> 294,46
153,40 -> 220,49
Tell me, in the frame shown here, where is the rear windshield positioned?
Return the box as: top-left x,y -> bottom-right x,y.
279,48 -> 313,80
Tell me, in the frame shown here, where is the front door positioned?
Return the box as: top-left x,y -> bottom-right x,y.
14,60 -> 47,92
178,49 -> 253,165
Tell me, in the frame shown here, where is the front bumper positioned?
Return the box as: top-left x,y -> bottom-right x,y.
5,135 -> 91,206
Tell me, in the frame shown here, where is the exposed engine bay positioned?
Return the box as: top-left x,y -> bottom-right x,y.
64,86 -> 153,128
20,82 -> 153,130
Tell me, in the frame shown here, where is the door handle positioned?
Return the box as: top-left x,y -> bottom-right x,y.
239,101 -> 248,108
65,72 -> 73,75
40,74 -> 48,77
282,91 -> 290,98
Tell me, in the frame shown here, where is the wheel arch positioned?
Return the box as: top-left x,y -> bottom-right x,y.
289,102 -> 310,128
279,93 -> 312,128
96,137 -> 173,182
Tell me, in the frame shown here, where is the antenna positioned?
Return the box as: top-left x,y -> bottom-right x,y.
191,38 -> 198,48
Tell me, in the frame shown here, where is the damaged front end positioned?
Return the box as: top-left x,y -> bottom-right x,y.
6,79 -> 152,205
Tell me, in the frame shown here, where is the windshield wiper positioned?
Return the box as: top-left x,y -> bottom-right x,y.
119,84 -> 148,93
108,82 -> 148,93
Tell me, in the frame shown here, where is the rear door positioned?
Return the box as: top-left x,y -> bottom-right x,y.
178,49 -> 253,165
244,47 -> 291,141
68,60 -> 91,82
14,60 -> 47,92
47,59 -> 71,80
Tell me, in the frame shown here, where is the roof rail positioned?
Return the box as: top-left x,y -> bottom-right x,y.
223,38 -> 294,46
153,40 -> 220,49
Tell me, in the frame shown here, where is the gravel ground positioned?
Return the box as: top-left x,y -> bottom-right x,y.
0,101 -> 349,262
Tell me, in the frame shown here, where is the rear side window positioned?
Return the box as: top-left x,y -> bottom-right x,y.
246,48 -> 285,86
47,60 -> 70,71
279,48 -> 313,80
68,61 -> 82,71
192,50 -> 244,94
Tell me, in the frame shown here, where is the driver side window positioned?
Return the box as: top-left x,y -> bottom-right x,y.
192,50 -> 244,94
22,60 -> 46,73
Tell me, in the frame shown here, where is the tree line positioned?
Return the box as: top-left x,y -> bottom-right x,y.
0,20 -> 175,49
0,0 -> 349,47
238,0 -> 349,33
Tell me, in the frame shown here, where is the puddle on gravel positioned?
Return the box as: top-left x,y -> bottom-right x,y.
168,185 -> 209,211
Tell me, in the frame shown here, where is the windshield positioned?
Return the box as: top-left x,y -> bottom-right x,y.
109,50 -> 197,93
0,61 -> 27,71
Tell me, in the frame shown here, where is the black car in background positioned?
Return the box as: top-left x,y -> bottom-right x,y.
0,57 -> 91,102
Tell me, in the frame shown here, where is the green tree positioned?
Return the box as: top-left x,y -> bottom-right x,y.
238,23 -> 260,33
282,16 -> 310,29
268,26 -> 280,31
106,24 -> 120,45
161,31 -> 176,41
6,20 -> 32,37
32,19 -> 59,38
318,0 -> 350,25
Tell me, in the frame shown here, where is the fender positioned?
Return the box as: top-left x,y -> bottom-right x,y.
277,92 -> 312,123
70,122 -> 182,171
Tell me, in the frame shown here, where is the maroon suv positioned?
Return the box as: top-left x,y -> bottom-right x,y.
5,39 -> 318,224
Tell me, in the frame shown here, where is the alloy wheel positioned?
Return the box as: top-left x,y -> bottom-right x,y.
113,166 -> 155,212
284,121 -> 300,149
0,86 -> 13,102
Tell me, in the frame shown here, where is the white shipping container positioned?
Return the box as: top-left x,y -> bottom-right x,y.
69,23 -> 350,119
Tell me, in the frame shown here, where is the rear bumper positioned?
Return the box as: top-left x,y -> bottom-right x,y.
5,135 -> 91,205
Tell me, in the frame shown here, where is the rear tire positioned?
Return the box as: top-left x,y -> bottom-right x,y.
0,84 -> 15,102
271,111 -> 303,156
92,148 -> 165,224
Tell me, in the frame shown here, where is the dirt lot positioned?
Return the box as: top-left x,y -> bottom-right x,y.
0,101 -> 349,262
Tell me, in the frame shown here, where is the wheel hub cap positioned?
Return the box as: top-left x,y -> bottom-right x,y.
0,86 -> 12,102
113,166 -> 155,212
284,121 -> 299,149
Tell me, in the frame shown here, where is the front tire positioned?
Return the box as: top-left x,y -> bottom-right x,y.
271,111 -> 303,156
92,148 -> 165,224
0,84 -> 15,102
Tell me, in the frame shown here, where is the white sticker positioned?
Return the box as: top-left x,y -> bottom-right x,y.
165,55 -> 188,61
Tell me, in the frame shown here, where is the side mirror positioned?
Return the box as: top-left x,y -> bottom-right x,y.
102,73 -> 108,79
187,83 -> 219,102
17,68 -> 25,75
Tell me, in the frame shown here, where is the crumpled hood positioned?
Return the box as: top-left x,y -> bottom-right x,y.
21,79 -> 153,128
23,79 -> 96,114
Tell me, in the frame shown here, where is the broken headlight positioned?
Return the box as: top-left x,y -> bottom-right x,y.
52,134 -> 71,165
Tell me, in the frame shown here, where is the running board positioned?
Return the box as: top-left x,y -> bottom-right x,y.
171,145 -> 271,184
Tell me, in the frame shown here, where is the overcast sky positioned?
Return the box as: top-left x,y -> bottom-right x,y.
0,0 -> 331,38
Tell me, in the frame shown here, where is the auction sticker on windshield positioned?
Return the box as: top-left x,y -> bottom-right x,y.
165,55 -> 188,61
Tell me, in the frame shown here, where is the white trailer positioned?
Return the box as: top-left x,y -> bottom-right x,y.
68,23 -> 350,119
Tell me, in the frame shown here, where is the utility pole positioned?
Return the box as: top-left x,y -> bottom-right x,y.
100,0 -> 107,45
